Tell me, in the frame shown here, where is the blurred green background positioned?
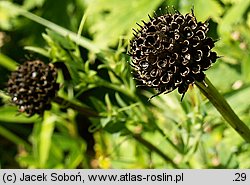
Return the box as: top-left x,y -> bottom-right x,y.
0,0 -> 250,169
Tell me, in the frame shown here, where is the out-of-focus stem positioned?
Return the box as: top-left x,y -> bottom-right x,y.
195,77 -> 250,143
54,96 -> 100,117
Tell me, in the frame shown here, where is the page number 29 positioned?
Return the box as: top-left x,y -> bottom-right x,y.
233,173 -> 246,181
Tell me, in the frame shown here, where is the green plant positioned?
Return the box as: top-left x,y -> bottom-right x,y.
0,0 -> 250,169
129,8 -> 250,142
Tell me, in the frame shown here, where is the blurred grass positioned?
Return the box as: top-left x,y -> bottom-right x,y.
0,0 -> 250,169
0,53 -> 17,71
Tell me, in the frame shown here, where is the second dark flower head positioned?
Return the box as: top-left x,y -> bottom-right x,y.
129,8 -> 218,99
7,60 -> 59,116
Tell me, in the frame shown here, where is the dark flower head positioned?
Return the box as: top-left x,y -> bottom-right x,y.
7,60 -> 59,116
129,9 -> 218,99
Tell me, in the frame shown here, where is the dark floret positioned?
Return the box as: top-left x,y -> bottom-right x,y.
7,60 -> 59,116
129,9 -> 218,99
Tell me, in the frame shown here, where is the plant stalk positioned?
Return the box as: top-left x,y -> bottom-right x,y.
131,133 -> 179,168
0,125 -> 31,150
195,77 -> 250,142
53,96 -> 100,118
7,3 -> 100,53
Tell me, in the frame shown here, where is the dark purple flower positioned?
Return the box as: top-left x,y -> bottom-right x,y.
7,60 -> 59,116
129,9 -> 218,99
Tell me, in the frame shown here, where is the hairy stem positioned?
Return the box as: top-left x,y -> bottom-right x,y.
195,77 -> 250,143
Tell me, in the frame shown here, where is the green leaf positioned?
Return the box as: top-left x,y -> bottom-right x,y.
103,118 -> 126,133
218,0 -> 250,40
115,93 -> 128,108
242,53 -> 250,83
238,146 -> 250,168
24,46 -> 50,58
0,1 -> 21,30
23,0 -> 46,10
87,0 -> 163,48
6,2 -> 100,53
89,96 -> 106,112
206,62 -> 241,92
105,93 -> 112,114
52,134 -> 86,168
0,106 -> 39,123
42,30 -> 83,85
46,29 -> 76,51
247,12 -> 250,28
226,86 -> 250,116
221,0 -> 243,4
0,53 -> 18,71
39,112 -> 56,168
181,0 -> 223,22
0,125 -> 31,149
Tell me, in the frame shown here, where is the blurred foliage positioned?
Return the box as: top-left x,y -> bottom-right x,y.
0,0 -> 250,169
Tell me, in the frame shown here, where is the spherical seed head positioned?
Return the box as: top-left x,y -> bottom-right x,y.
130,9 -> 218,98
7,60 -> 59,116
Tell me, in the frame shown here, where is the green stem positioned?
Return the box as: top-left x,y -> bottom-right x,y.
53,96 -> 100,118
96,79 -> 137,100
0,125 -> 31,150
195,77 -> 250,142
9,3 -> 100,53
0,53 -> 18,71
131,132 -> 178,168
